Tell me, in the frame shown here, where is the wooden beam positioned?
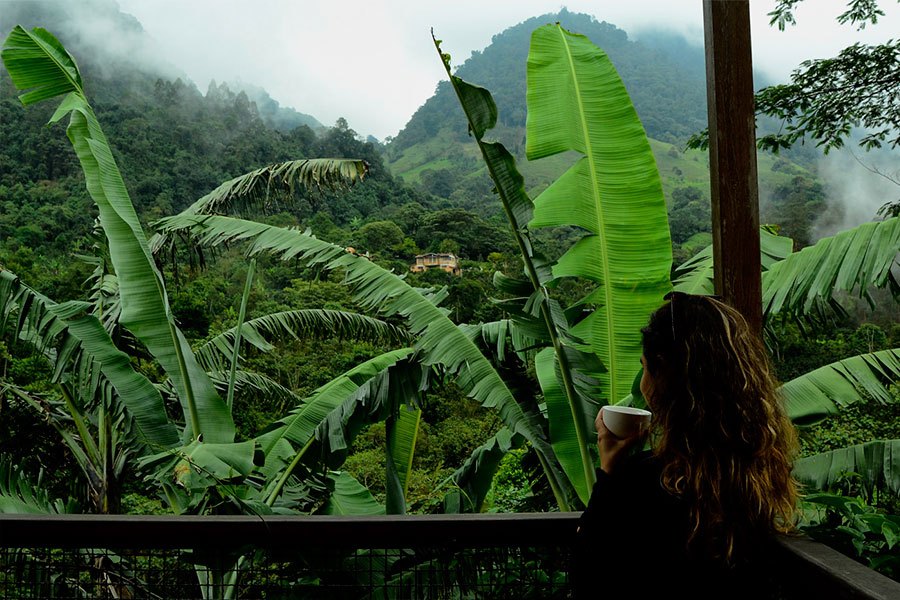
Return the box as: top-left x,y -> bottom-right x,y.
703,0 -> 763,335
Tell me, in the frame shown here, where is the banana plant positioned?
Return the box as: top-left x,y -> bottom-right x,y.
2,26 -> 232,444
440,23 -> 900,511
794,440 -> 900,500
0,26 -> 372,519
671,217 -> 900,423
153,211 -> 573,509
433,24 -> 672,506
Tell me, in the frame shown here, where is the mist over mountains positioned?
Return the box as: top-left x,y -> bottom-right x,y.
0,0 -> 321,132
1,0 -> 892,250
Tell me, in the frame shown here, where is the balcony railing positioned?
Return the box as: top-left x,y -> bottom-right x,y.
1,513 -> 898,599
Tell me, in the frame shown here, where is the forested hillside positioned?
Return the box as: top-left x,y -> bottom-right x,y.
385,10 -> 831,264
1,3 -> 897,536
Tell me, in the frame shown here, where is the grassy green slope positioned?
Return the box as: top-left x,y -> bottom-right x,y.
385,10 -> 813,216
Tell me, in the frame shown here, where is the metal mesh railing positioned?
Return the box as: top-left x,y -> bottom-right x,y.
0,514 -> 574,599
0,546 -> 570,599
3,513 -> 897,599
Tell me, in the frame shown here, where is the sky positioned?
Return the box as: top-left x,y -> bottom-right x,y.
114,0 -> 900,141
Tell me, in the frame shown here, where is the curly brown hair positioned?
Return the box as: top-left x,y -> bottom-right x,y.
641,292 -> 799,563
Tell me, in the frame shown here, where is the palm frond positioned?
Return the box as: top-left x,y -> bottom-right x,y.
196,309 -> 410,372
155,214 -> 556,475
2,26 -> 231,444
781,348 -> 900,425
673,227 -> 794,295
763,217 -> 900,319
794,439 -> 900,497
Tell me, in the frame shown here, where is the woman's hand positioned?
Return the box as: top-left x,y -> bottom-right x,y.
595,409 -> 646,475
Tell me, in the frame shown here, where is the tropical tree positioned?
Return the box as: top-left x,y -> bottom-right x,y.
152,24 -> 673,512
0,25 -> 403,522
688,0 -> 900,157
437,24 -> 900,508
6,18 -> 900,532
155,22 -> 900,517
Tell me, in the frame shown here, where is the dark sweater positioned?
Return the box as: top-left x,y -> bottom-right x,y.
574,451 -> 780,599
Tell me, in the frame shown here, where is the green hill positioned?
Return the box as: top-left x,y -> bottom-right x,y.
384,10 -> 820,258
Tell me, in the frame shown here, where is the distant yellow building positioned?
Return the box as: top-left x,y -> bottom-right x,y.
409,253 -> 461,276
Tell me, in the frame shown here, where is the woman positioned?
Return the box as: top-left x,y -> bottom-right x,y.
575,292 -> 799,599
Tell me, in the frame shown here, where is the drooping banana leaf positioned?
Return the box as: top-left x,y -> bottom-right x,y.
525,24 -> 674,408
321,472 -> 385,516
0,270 -> 179,449
780,348 -> 900,425
207,370 -> 300,407
155,214 -> 559,493
762,217 -> 900,319
260,354 -> 425,510
257,349 -> 417,507
314,356 -> 425,470
196,309 -> 410,372
256,349 -> 415,462
794,440 -> 900,498
443,428 -> 523,513
150,158 -> 368,255
140,439 -> 263,494
436,34 -> 602,506
0,460 -> 75,514
385,405 -> 421,515
180,159 -> 367,218
673,227 -> 795,295
1,26 -> 232,444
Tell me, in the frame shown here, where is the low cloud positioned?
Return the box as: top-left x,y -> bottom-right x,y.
814,147 -> 900,239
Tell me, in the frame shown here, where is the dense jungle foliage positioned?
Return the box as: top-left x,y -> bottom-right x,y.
1,1 -> 899,585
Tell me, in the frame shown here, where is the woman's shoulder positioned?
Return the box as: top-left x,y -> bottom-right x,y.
614,449 -> 664,485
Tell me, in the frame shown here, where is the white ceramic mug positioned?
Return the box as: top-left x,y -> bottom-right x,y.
600,405 -> 652,439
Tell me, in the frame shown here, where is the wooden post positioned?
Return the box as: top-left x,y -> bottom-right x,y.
703,0 -> 763,335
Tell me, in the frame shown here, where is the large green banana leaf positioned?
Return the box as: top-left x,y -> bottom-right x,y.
155,214 -> 559,489
780,348 -> 900,425
1,26 -> 232,443
794,440 -> 900,497
443,428 -> 523,513
763,217 -> 900,319
256,349 -> 415,465
525,24 -> 673,407
139,440 -> 263,514
386,406 -> 421,515
322,472 -> 385,516
436,34 -> 596,505
0,270 -> 179,448
257,349 -> 418,507
673,228 -> 795,295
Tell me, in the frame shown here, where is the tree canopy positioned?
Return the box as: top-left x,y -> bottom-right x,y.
690,0 -> 900,154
